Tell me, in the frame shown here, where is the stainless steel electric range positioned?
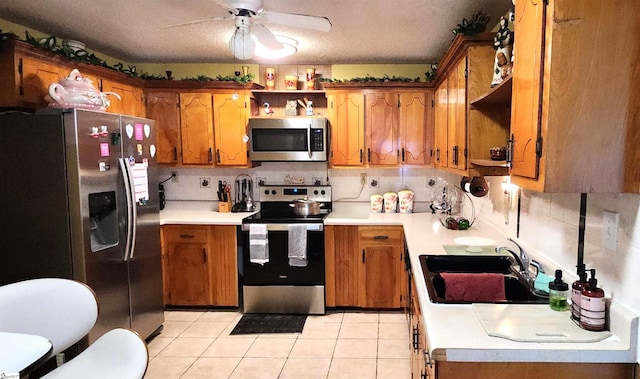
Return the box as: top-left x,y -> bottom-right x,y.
239,185 -> 331,315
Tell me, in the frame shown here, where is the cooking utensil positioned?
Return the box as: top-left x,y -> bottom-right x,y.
290,197 -> 324,216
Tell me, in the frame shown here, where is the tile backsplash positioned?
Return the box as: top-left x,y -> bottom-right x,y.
160,165 -> 640,320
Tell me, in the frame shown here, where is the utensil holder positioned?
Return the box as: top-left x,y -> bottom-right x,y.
219,200 -> 231,213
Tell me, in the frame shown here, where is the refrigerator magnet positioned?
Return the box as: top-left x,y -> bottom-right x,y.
142,158 -> 149,167
99,143 -> 110,157
136,143 -> 143,155
149,144 -> 156,157
125,123 -> 134,139
134,123 -> 144,141
143,124 -> 150,138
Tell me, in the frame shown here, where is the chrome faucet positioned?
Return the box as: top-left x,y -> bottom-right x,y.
496,238 -> 533,285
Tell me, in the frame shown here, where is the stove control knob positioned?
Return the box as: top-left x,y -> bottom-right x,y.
321,190 -> 326,195
264,190 -> 269,195
314,190 -> 319,195
271,190 -> 277,195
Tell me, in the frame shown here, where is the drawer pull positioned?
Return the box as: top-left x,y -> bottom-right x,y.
374,235 -> 389,239
179,234 -> 195,239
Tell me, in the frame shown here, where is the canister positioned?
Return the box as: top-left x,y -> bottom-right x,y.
397,189 -> 414,213
370,194 -> 383,213
383,191 -> 398,213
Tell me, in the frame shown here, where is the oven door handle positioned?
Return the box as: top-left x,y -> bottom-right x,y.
241,223 -> 324,232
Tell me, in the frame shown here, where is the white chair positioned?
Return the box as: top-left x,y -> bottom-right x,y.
0,278 -> 148,379
0,278 -> 98,355
41,328 -> 148,379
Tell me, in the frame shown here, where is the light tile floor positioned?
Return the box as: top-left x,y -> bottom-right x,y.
145,310 -> 410,379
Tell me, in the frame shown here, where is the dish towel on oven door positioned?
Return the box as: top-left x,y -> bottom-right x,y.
288,224 -> 308,267
249,224 -> 269,265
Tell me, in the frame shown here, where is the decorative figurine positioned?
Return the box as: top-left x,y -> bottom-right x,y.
263,102 -> 274,115
490,16 -> 513,87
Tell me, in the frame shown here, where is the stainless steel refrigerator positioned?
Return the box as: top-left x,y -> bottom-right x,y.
0,108 -> 163,346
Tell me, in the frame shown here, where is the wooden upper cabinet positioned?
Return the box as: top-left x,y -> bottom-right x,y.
449,58 -> 467,172
145,91 -> 181,164
433,33 -> 509,177
365,92 -> 399,165
327,91 -> 365,166
510,0 -> 545,180
101,79 -> 144,117
434,82 -> 448,167
510,0 -> 639,192
399,91 -> 432,165
179,92 -> 214,165
19,56 -> 67,106
213,92 -> 249,166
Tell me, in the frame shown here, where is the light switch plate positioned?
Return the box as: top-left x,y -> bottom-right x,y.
602,210 -> 619,251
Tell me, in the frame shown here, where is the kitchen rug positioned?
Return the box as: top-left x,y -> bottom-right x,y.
230,314 -> 307,335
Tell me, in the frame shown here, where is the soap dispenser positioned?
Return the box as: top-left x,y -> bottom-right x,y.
580,269 -> 606,331
548,269 -> 569,311
571,265 -> 588,320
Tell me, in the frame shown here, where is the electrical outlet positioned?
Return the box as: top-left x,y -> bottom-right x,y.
312,177 -> 323,185
602,210 -> 619,251
360,173 -> 367,185
256,177 -> 266,187
369,177 -> 379,188
171,171 -> 178,183
200,177 -> 210,188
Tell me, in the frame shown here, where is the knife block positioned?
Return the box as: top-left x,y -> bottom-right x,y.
219,200 -> 231,213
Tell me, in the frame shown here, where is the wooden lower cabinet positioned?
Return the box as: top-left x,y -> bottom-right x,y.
359,226 -> 405,308
208,225 -> 239,306
325,225 -> 405,309
161,224 -> 238,307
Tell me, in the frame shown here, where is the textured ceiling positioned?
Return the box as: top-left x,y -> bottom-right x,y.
0,0 -> 512,64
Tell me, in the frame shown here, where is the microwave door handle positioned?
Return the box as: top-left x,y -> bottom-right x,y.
118,158 -> 135,262
307,122 -> 312,159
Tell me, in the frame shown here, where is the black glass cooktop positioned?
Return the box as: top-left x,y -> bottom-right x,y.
243,201 -> 331,224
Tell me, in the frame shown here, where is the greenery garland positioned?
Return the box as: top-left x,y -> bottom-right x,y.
1,29 -> 435,84
0,29 -> 255,84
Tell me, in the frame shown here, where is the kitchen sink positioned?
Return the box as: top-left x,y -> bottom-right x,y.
419,255 -> 548,304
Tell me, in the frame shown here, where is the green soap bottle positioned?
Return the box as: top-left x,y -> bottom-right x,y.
549,269 -> 569,311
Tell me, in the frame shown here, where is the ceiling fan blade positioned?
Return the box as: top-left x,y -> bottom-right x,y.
162,16 -> 229,28
260,11 -> 331,32
213,0 -> 237,12
251,23 -> 283,50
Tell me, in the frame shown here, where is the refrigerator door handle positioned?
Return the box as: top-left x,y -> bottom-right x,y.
118,158 -> 136,261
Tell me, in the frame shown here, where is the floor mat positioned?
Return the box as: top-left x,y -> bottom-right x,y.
230,314 -> 307,335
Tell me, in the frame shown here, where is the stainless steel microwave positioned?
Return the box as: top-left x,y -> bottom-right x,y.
248,117 -> 328,162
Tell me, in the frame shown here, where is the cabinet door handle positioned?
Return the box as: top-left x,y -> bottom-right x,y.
367,148 -> 371,163
401,148 -> 405,162
436,148 -> 440,163
208,148 -> 213,163
374,235 -> 389,239
179,234 -> 195,239
202,248 -> 207,262
362,249 -> 365,264
424,350 -> 432,369
173,147 -> 178,161
359,149 -> 363,163
216,149 -> 221,163
412,326 -> 420,351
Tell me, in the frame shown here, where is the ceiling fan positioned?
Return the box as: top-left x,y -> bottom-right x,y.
165,0 -> 332,60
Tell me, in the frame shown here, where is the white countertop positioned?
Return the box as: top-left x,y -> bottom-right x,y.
160,201 -> 639,364
160,201 -> 256,225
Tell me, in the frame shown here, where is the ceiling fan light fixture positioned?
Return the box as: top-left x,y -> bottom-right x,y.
229,19 -> 255,60
253,35 -> 298,59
